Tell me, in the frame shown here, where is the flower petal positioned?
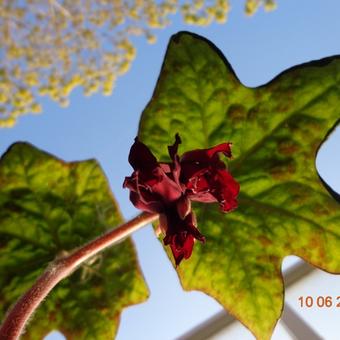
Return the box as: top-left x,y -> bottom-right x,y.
128,137 -> 158,171
150,167 -> 182,203
166,134 -> 182,187
210,169 -> 240,212
180,142 -> 239,212
206,143 -> 232,159
181,142 -> 232,163
170,234 -> 194,266
168,133 -> 181,160
163,207 -> 205,265
176,195 -> 191,220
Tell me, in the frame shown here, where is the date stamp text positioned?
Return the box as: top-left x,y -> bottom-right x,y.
298,296 -> 340,308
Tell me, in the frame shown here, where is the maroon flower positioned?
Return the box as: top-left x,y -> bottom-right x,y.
123,134 -> 239,266
180,142 -> 240,212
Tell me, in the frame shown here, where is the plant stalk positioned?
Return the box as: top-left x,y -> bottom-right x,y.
0,212 -> 158,340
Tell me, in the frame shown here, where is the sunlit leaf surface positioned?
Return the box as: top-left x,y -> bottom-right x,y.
0,143 -> 148,339
138,32 -> 340,339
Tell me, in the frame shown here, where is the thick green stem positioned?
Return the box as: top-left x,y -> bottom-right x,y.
0,212 -> 158,340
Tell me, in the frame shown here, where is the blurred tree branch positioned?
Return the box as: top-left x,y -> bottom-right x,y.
0,0 -> 276,127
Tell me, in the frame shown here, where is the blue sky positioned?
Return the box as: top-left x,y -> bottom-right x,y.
1,0 -> 340,339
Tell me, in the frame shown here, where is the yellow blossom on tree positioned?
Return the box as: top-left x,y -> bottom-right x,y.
0,0 -> 276,127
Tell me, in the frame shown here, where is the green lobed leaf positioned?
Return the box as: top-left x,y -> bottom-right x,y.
0,143 -> 148,339
138,32 -> 340,339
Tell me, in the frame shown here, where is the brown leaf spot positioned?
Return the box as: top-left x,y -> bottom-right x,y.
227,104 -> 247,123
312,204 -> 330,216
269,161 -> 296,180
278,139 -> 299,155
258,236 -> 273,246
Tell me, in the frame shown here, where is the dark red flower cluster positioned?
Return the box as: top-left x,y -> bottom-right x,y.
123,134 -> 240,266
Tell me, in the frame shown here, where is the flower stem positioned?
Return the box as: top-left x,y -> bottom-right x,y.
0,212 -> 158,340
